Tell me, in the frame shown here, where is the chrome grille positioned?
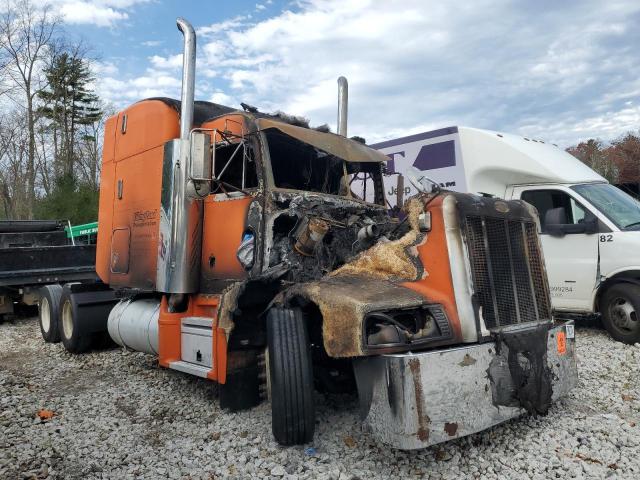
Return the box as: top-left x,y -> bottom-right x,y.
463,215 -> 551,329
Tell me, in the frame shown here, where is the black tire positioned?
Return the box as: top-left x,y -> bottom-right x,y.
59,285 -> 92,353
600,283 -> 640,344
39,285 -> 63,343
267,307 -> 315,446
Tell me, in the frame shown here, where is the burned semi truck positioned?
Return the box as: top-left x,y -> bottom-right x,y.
38,18 -> 577,449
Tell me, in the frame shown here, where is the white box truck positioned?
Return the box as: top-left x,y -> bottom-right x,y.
369,126 -> 640,344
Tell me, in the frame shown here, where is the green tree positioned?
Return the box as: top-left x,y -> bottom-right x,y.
38,50 -> 101,178
34,174 -> 98,224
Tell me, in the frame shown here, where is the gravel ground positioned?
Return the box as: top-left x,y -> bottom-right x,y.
1,317 -> 639,480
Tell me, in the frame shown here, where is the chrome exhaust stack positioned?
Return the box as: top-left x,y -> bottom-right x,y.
337,76 -> 348,137
156,18 -> 203,297
177,18 -> 196,140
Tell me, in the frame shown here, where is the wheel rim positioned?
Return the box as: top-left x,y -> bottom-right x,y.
609,296 -> 639,334
40,297 -> 50,333
62,300 -> 73,339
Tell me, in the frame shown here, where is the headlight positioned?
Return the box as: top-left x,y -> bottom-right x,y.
364,304 -> 452,351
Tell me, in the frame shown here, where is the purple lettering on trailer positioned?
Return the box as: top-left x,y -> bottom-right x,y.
413,140 -> 456,171
369,126 -> 458,150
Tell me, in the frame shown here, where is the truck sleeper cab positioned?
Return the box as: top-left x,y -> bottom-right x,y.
40,19 -> 577,450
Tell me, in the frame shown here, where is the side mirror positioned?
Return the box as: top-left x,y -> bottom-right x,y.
189,132 -> 212,181
545,207 -> 567,236
188,132 -> 212,197
545,207 -> 599,236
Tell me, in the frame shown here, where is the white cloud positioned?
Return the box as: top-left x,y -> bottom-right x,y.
192,0 -> 640,146
90,0 -> 639,148
142,40 -> 162,47
198,16 -> 247,37
92,60 -> 119,76
95,68 -> 182,106
256,3 -> 266,11
54,0 -> 149,27
210,90 -> 235,106
149,54 -> 183,70
60,1 -> 128,27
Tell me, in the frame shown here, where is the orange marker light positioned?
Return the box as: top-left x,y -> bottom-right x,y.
556,331 -> 567,355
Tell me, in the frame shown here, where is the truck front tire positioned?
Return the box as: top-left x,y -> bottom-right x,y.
601,283 -> 640,344
267,307 -> 315,446
39,285 -> 63,343
59,285 -> 92,353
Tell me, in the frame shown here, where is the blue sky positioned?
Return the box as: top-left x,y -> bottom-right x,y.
55,0 -> 640,147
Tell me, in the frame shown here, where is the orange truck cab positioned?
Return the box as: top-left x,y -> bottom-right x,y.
39,18 -> 578,449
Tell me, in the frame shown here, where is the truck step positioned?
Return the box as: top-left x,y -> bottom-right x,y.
168,360 -> 211,378
181,316 -> 213,328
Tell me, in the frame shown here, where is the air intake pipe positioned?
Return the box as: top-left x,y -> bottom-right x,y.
156,18 -> 203,296
337,76 -> 348,137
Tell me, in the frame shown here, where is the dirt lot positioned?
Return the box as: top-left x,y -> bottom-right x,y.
1,317 -> 639,479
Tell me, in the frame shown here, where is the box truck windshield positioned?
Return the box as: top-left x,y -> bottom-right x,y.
571,183 -> 640,231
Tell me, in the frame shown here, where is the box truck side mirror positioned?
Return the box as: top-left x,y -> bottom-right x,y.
545,207 -> 598,236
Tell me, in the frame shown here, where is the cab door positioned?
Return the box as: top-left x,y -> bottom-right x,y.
200,138 -> 263,292
514,186 -> 599,312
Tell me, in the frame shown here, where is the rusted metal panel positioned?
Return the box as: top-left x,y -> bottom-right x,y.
256,118 -> 389,164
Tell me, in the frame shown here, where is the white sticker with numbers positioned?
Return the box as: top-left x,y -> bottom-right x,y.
565,324 -> 575,339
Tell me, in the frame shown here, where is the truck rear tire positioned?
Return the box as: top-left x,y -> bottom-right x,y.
39,285 -> 63,343
600,283 -> 640,344
267,307 -> 315,446
59,285 -> 92,353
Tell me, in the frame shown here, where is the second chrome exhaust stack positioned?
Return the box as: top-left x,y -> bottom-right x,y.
337,76 -> 348,137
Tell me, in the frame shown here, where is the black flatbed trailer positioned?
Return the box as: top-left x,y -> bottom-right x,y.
0,220 -> 97,320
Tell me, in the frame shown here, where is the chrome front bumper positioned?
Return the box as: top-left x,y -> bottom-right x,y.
353,321 -> 577,450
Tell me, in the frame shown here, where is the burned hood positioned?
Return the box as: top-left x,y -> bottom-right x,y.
256,118 -> 389,164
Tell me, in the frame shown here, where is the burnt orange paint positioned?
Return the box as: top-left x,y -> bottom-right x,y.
210,328 -> 228,384
402,197 -> 463,341
114,101 -> 180,162
96,100 -> 180,289
158,295 -> 188,367
201,196 -> 252,281
95,114 -> 117,283
157,294 -> 228,383
97,101 -> 251,383
109,146 -> 164,288
200,114 -> 250,138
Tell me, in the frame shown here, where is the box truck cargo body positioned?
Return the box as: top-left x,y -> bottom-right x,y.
371,126 -> 640,343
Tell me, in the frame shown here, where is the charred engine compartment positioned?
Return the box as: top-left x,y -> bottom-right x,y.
265,192 -> 409,283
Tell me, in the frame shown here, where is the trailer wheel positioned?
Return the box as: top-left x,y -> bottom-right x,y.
39,285 -> 63,343
59,285 -> 92,353
601,283 -> 640,344
267,307 -> 315,446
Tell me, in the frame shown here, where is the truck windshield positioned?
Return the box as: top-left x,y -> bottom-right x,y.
571,183 -> 640,231
265,128 -> 384,205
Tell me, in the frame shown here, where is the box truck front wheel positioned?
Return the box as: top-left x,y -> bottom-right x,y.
59,285 -> 92,353
39,285 -> 63,343
267,307 -> 315,446
601,283 -> 640,344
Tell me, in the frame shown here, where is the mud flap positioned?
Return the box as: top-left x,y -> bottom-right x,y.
488,323 -> 553,414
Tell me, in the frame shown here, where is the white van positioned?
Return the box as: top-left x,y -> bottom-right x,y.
369,126 -> 640,344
